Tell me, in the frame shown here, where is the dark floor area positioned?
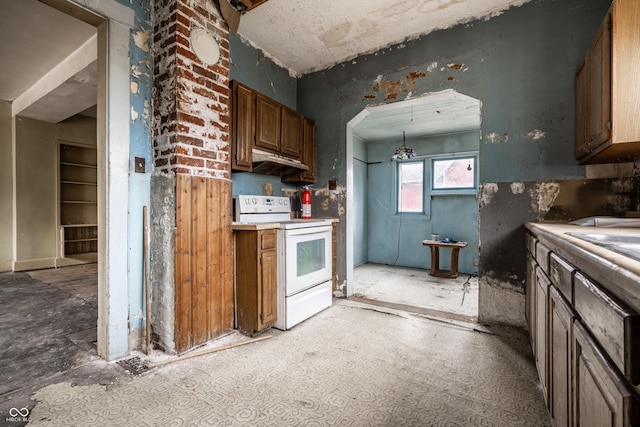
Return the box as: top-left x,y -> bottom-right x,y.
0,266 -> 125,426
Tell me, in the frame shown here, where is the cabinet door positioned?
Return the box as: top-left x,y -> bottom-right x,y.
587,13 -> 612,153
258,249 -> 277,329
575,59 -> 590,159
280,106 -> 303,160
535,265 -> 550,407
549,286 -> 575,427
526,252 -> 537,346
256,94 -> 281,153
301,117 -> 316,182
572,321 -> 640,427
231,81 -> 255,171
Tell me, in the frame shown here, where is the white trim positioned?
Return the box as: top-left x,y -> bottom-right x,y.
345,110 -> 370,297
13,258 -> 57,272
96,18 -> 131,361
69,0 -> 135,28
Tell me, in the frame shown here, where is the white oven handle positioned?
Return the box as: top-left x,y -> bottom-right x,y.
284,225 -> 332,236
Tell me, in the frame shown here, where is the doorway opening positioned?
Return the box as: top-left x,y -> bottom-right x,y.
346,90 -> 482,321
2,0 -> 134,361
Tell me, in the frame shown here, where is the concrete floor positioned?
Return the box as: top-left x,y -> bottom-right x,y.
353,263 -> 478,322
0,264 -> 549,426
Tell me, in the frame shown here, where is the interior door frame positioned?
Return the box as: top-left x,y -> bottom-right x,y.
42,0 -> 134,361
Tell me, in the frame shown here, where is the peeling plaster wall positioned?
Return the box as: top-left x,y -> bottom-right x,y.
123,0 -> 154,346
297,0 -> 611,326
149,173 -> 176,353
479,178 -> 637,328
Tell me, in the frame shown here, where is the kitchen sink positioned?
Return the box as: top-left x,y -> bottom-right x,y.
566,232 -> 640,262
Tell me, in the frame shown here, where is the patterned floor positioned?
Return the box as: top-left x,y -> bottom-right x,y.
28,300 -> 550,426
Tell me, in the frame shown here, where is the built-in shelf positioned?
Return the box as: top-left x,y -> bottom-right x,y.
60,161 -> 97,169
61,180 -> 98,186
61,200 -> 97,204
60,143 -> 98,258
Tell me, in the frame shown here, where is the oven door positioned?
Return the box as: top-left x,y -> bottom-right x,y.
282,225 -> 332,296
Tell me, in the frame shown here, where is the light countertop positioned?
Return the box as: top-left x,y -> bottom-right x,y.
526,222 -> 640,312
231,222 -> 281,231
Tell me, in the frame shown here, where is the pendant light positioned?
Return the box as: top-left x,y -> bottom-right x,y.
391,131 -> 417,160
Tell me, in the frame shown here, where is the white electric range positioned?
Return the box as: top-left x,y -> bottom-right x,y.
234,195 -> 333,330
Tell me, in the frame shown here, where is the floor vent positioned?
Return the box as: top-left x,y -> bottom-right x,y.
117,356 -> 150,375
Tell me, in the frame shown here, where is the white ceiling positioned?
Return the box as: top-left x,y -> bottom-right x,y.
1,0 -> 521,135
354,90 -> 481,142
0,0 -> 96,123
238,0 -> 531,76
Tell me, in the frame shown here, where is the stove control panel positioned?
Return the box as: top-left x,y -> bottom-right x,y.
235,195 -> 291,214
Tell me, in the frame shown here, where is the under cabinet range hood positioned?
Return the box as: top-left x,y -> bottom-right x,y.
251,148 -> 308,177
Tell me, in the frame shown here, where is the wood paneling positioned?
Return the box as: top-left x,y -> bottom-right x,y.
175,175 -> 233,353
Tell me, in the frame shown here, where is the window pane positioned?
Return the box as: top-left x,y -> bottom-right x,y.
398,162 -> 423,212
433,158 -> 475,189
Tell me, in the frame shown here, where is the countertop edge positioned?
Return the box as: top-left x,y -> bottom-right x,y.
231,223 -> 281,231
526,222 -> 640,313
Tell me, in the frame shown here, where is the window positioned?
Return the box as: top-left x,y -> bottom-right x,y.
432,156 -> 477,191
397,161 -> 424,213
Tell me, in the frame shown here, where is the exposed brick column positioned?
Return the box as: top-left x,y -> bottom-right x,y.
153,0 -> 230,179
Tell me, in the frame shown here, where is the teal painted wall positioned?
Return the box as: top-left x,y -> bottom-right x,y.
229,33 -> 300,197
365,132 -> 479,273
297,0 -> 611,294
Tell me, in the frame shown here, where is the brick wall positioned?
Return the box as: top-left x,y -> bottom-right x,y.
153,0 -> 230,179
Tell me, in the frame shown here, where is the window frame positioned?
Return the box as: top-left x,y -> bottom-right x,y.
395,159 -> 426,215
430,154 -> 478,196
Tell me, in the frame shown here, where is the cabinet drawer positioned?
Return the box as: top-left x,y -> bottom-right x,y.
574,272 -> 640,385
549,253 -> 575,302
535,241 -> 552,275
260,231 -> 276,250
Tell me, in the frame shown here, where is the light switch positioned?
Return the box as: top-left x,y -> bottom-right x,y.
134,157 -> 146,173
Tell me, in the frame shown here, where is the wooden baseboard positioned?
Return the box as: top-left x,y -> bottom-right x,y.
13,257 -> 57,271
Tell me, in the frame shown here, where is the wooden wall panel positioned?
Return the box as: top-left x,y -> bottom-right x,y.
175,175 -> 233,353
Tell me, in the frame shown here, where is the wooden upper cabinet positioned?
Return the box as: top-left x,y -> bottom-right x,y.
282,117 -> 316,183
575,60 -> 590,160
255,93 -> 281,153
587,13 -> 612,152
230,80 -> 314,177
576,0 -> 640,164
280,106 -> 303,160
231,81 -> 255,172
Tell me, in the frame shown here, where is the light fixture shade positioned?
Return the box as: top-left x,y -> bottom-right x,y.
391,146 -> 417,160
391,131 -> 417,160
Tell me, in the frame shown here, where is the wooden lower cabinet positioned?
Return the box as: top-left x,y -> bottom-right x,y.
549,286 -> 575,427
535,265 -> 550,407
526,229 -> 640,427
234,229 -> 278,336
526,252 -> 537,349
573,321 -> 639,427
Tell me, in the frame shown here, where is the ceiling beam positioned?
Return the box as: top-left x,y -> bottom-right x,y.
12,33 -> 97,117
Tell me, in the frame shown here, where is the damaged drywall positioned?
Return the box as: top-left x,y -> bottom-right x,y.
149,174 -> 176,354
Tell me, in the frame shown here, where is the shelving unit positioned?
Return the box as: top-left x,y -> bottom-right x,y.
59,143 -> 98,258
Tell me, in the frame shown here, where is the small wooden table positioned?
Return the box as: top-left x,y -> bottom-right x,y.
422,239 -> 468,279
